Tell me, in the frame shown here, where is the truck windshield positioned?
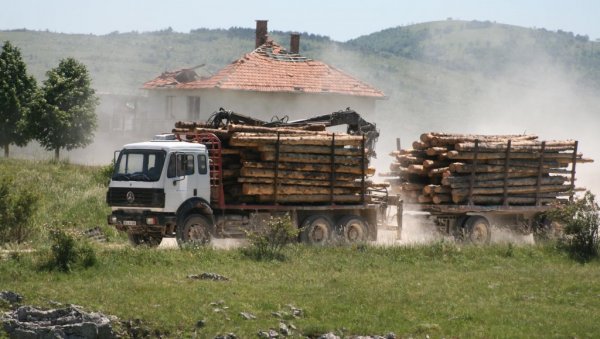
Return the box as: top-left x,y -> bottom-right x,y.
112,150 -> 166,182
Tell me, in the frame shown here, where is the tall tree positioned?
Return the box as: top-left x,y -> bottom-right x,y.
0,41 -> 37,157
32,58 -> 98,160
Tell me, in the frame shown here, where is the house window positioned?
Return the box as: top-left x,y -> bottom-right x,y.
165,96 -> 174,118
187,96 -> 201,121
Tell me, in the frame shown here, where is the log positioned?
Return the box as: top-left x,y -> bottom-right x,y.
485,159 -> 569,168
256,194 -> 367,204
442,172 -> 546,184
259,144 -> 363,156
432,194 -> 452,204
402,182 -> 425,191
428,167 -> 450,177
425,147 -> 449,156
452,184 -> 573,198
451,195 -> 564,205
408,164 -> 427,176
420,132 -> 538,145
455,140 -> 577,152
412,141 -> 429,150
446,150 -> 584,161
239,167 -> 360,181
261,152 -> 364,165
237,177 -> 369,188
227,124 -> 329,134
230,133 -> 364,147
449,163 -> 571,174
242,183 -> 360,195
418,195 -> 433,204
447,176 -> 568,189
242,161 -> 375,176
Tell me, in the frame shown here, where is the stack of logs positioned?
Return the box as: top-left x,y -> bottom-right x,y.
383,133 -> 593,206
173,122 -> 377,204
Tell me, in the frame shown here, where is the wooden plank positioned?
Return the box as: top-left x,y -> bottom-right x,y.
242,161 -> 374,176
242,183 -> 360,195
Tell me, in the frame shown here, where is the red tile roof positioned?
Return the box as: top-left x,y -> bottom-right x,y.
143,40 -> 385,98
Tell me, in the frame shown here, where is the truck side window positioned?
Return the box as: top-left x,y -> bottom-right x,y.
167,153 -> 195,178
183,154 -> 195,175
198,154 -> 207,175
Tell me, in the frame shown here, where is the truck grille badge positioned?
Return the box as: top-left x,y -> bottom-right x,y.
126,191 -> 135,203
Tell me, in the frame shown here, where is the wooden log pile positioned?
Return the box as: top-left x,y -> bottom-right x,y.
383,132 -> 593,206
174,121 -> 378,205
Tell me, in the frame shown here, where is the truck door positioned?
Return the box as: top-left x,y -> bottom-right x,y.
163,153 -> 195,212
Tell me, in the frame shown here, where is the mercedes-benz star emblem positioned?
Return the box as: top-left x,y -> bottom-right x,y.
126,191 -> 135,203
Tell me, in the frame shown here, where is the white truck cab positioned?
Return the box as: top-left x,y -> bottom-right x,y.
107,134 -> 212,245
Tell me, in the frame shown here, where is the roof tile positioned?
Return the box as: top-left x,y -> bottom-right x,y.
143,41 -> 384,98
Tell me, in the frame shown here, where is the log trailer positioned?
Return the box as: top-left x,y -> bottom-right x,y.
388,133 -> 593,244
106,109 -> 386,246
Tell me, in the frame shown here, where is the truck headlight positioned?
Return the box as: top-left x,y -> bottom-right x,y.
146,217 -> 157,225
109,215 -> 118,224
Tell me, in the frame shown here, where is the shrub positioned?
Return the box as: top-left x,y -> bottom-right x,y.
94,161 -> 115,186
0,176 -> 39,244
40,226 -> 98,272
242,214 -> 298,260
544,191 -> 599,262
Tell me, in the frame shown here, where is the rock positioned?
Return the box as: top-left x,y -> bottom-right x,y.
318,333 -> 340,339
240,312 -> 256,320
188,272 -> 229,281
214,333 -> 237,339
0,291 -> 23,304
2,305 -> 115,338
196,319 -> 206,328
279,322 -> 290,336
258,329 -> 279,338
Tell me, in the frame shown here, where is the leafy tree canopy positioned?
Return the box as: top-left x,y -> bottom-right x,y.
0,40 -> 37,156
32,57 -> 98,159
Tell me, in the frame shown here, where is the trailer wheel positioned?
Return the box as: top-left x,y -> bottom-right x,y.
300,215 -> 333,245
128,233 -> 162,247
465,216 -> 491,245
177,215 -> 213,247
338,215 -> 368,243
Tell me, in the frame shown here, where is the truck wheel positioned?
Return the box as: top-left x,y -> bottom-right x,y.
128,233 -> 162,247
300,215 -> 333,245
338,215 -> 368,243
177,215 -> 213,247
465,216 -> 491,245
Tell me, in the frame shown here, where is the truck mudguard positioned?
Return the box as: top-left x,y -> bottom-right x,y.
176,198 -> 215,228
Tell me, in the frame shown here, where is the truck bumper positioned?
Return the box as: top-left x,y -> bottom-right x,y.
108,211 -> 176,235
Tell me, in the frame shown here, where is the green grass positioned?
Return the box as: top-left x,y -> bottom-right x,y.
1,243 -> 599,338
0,158 -> 115,246
1,159 -> 599,337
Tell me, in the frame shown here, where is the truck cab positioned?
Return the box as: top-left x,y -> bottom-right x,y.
107,134 -> 212,246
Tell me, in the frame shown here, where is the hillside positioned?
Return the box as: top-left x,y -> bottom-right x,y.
1,20 -> 599,193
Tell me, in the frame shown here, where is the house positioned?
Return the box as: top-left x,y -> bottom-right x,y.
141,20 -> 385,131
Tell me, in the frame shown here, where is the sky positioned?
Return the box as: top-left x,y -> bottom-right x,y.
0,0 -> 598,42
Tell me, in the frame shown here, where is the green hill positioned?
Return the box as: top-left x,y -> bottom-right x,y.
1,20 -> 598,193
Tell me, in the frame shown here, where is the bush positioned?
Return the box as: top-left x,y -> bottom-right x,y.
0,176 -> 39,244
242,214 -> 298,260
94,161 -> 114,186
40,226 -> 98,272
544,191 -> 600,262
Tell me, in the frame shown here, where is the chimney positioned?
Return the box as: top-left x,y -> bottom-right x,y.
290,33 -> 300,54
255,20 -> 268,48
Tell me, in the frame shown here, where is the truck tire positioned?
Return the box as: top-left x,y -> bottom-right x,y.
465,216 -> 491,245
128,233 -> 162,247
338,215 -> 368,243
177,215 -> 213,247
300,215 -> 333,245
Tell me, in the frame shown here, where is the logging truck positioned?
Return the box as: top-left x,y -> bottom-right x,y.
106,109 -> 386,246
388,133 -> 593,244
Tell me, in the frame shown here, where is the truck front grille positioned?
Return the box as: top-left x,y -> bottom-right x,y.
106,188 -> 165,208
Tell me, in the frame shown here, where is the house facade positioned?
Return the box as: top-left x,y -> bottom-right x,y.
141,21 -> 385,131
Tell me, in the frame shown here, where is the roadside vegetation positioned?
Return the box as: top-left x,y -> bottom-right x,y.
1,158 -> 599,338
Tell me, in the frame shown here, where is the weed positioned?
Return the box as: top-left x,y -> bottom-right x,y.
0,175 -> 39,244
543,191 -> 600,262
242,214 -> 298,261
39,226 -> 98,272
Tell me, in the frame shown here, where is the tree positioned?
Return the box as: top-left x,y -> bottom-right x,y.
0,41 -> 38,157
32,58 -> 98,160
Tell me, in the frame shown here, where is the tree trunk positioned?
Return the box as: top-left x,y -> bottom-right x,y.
446,150 -> 585,161
55,148 -> 60,161
447,176 -> 567,189
3,144 -> 8,158
230,133 -> 363,147
451,184 -> 573,198
242,183 -> 360,195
